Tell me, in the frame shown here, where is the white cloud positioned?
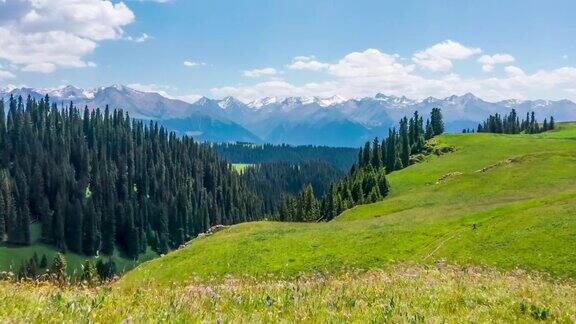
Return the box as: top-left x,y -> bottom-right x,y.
327,49 -> 414,78
134,0 -> 172,3
128,83 -> 202,103
478,53 -> 515,72
212,80 -> 319,101
288,56 -> 329,71
212,46 -> 576,102
126,33 -> 151,43
0,0 -> 135,73
0,69 -> 15,80
175,93 -> 203,103
504,65 -> 525,77
243,67 -> 277,78
128,83 -> 173,95
288,60 -> 329,71
183,61 -> 206,67
413,40 -> 481,71
293,55 -> 316,61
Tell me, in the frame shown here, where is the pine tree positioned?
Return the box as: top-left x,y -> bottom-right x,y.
52,253 -> 67,282
430,108 -> 444,136
81,259 -> 99,284
82,200 -> 98,256
371,138 -> 381,168
362,142 -> 371,167
385,128 -> 397,173
39,254 -> 49,270
425,119 -> 433,140
65,198 -> 83,253
399,118 -> 410,167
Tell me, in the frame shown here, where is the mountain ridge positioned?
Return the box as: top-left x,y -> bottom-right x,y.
2,85 -> 576,146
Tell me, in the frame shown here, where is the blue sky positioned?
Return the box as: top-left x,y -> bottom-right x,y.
1,0 -> 575,102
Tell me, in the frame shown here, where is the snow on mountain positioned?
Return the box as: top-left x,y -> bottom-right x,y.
41,85 -> 94,100
217,96 -> 246,109
374,93 -> 416,107
2,85 -> 576,146
316,95 -> 347,107
247,96 -> 282,109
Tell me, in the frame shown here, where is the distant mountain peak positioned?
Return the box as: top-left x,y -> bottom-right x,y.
194,96 -> 213,105
2,84 -> 576,147
316,95 -> 347,107
217,96 -> 245,109
373,93 -> 415,107
247,96 -> 282,109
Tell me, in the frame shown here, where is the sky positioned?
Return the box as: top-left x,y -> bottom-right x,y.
0,0 -> 575,103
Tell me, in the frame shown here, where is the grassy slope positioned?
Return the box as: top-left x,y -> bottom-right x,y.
4,265 -> 576,322
122,124 -> 576,286
231,163 -> 254,173
0,224 -> 157,275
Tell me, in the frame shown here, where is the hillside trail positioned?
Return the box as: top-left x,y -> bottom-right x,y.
421,227 -> 467,261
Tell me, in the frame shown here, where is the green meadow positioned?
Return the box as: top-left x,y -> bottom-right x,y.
2,124 -> 576,322
0,224 -> 156,276
122,123 -> 576,287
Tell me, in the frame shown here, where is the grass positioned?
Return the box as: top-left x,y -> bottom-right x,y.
122,123 -> 576,286
0,224 -> 157,275
231,163 -> 254,173
2,124 -> 576,321
2,264 -> 576,322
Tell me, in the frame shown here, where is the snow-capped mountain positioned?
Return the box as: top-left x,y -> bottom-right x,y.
2,85 -> 576,147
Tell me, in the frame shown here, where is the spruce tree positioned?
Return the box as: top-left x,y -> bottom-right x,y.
371,138 -> 381,168
399,118 -> 410,167
52,253 -> 68,282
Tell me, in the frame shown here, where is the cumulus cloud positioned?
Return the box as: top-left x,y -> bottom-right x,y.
287,56 -> 329,71
128,83 -> 202,103
413,40 -> 481,71
183,61 -> 206,67
0,69 -> 16,80
243,67 -> 278,78
327,49 -> 414,78
128,83 -> 173,95
133,0 -> 172,3
504,65 -> 525,78
478,54 -> 515,72
293,55 -> 315,61
212,46 -> 576,102
126,33 -> 152,43
0,0 -> 136,74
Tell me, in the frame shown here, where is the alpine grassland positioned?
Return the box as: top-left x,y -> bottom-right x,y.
1,123 -> 576,321
2,265 -> 575,322
122,123 -> 576,286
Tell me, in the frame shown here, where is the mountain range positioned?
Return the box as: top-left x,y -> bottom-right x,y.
2,85 -> 576,147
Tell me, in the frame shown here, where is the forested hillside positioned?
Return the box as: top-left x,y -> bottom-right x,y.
240,161 -> 344,217
212,143 -> 358,171
0,95 -> 264,258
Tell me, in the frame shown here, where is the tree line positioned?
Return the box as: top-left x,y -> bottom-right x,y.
0,95 -> 265,258
241,160 -> 344,218
212,142 -> 359,171
0,95 -> 447,264
14,252 -> 116,282
463,109 -> 555,134
278,108 -> 445,222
